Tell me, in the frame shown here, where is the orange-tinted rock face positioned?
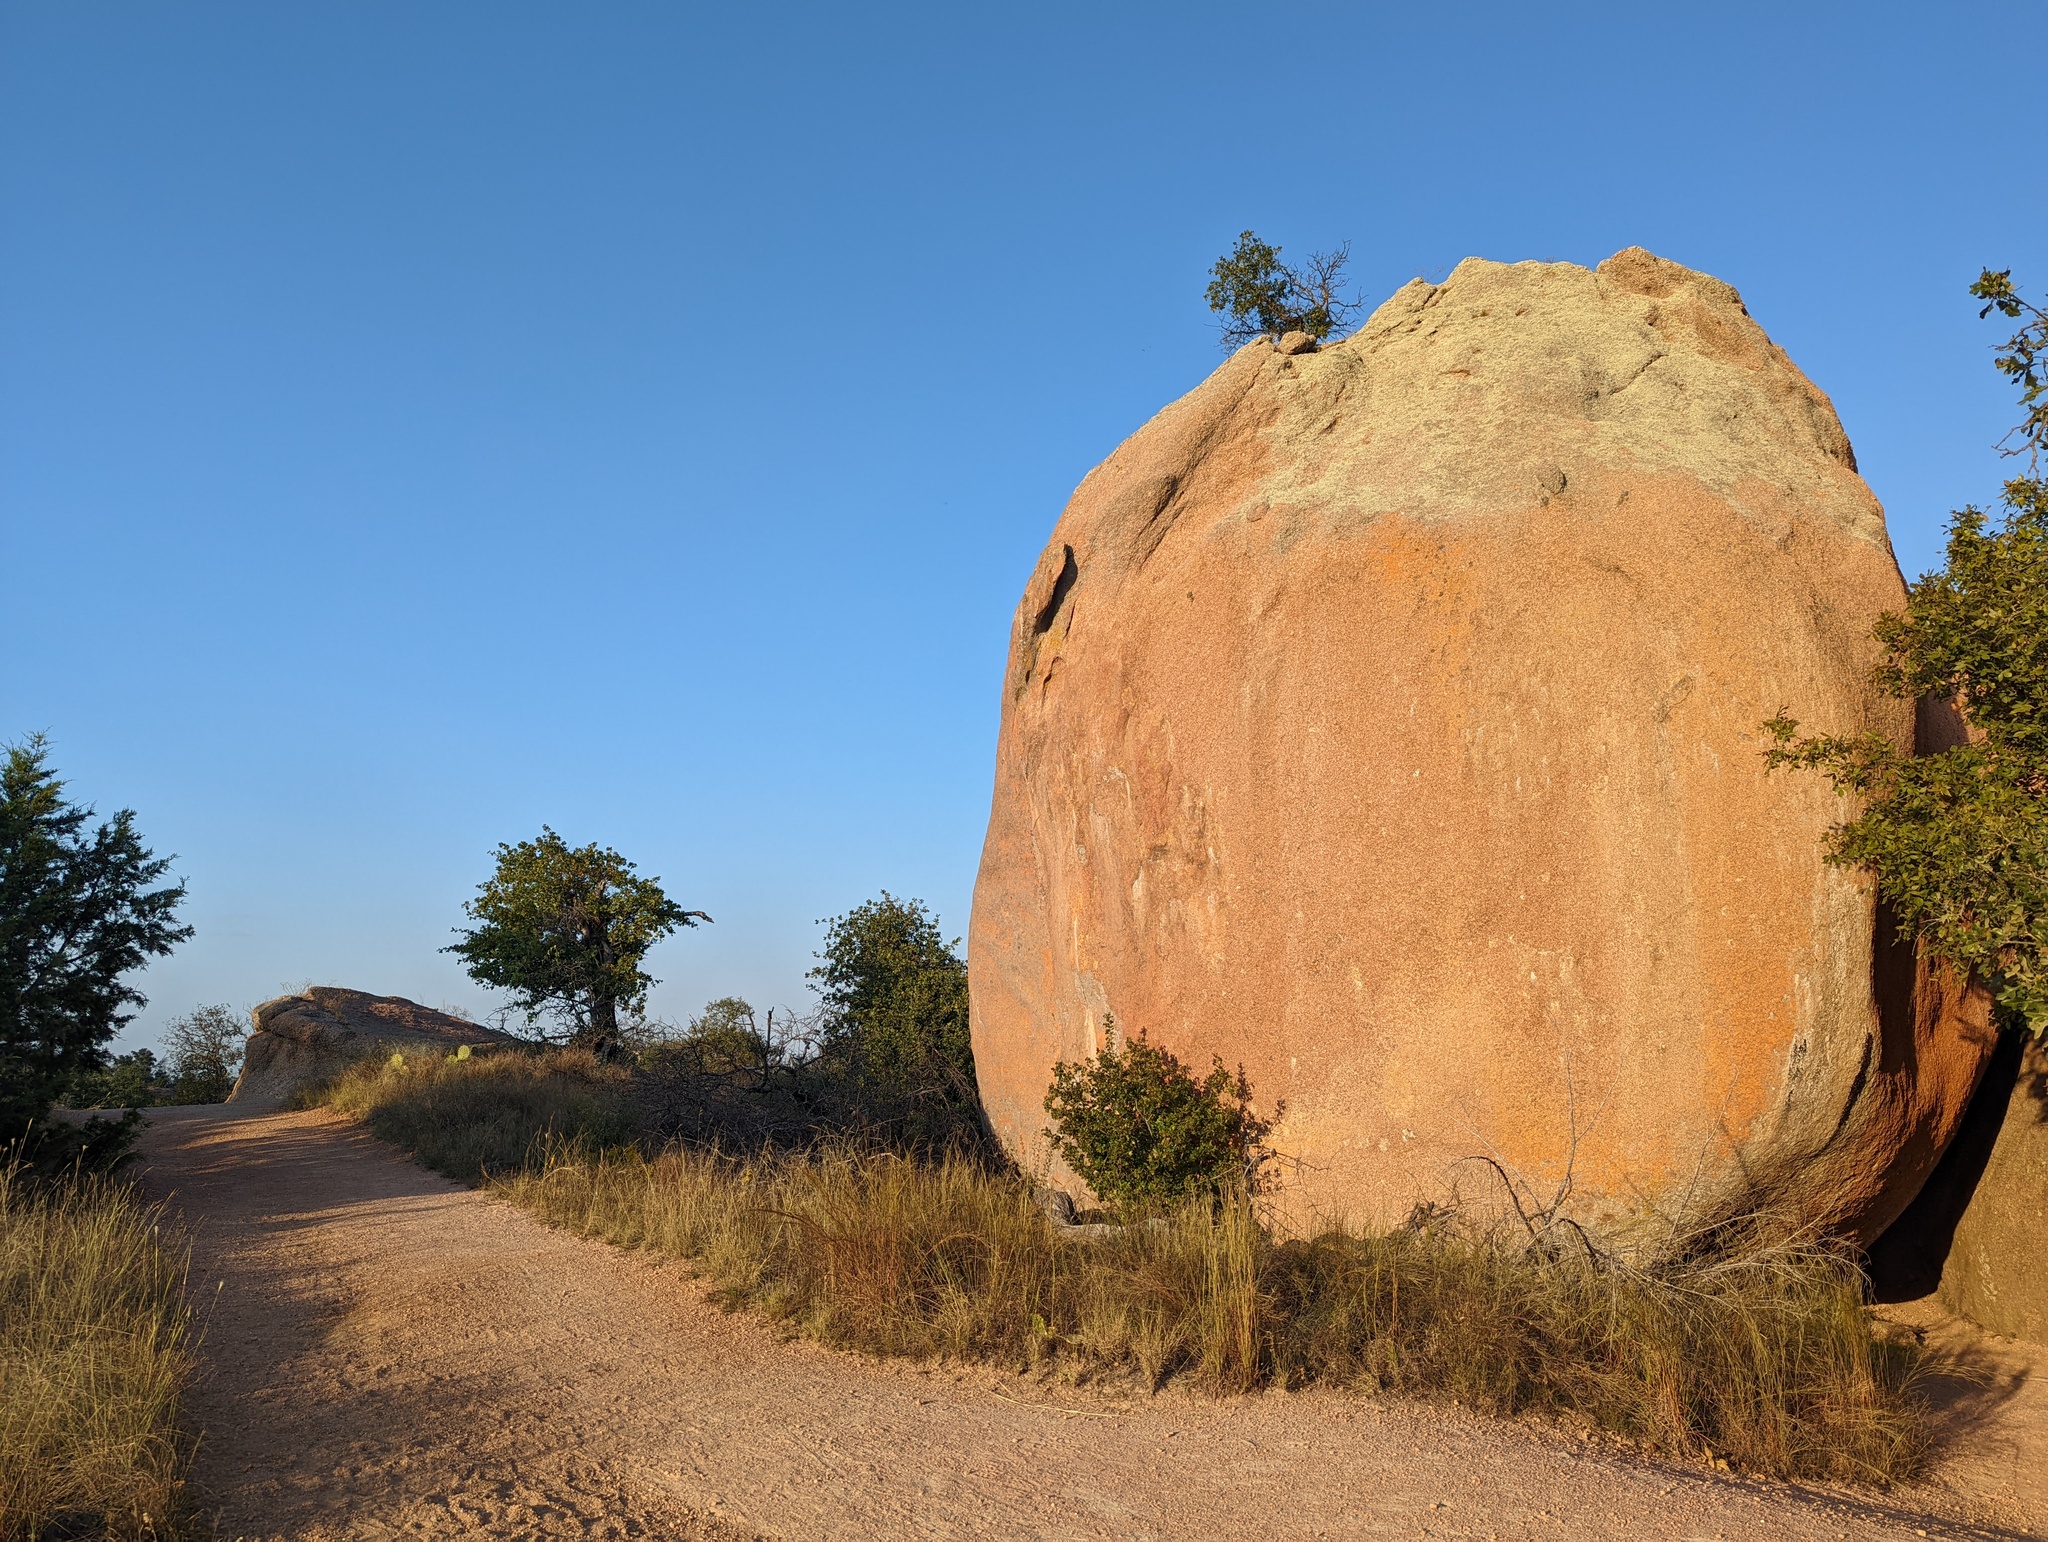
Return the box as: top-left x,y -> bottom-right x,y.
969,249 -> 1994,1235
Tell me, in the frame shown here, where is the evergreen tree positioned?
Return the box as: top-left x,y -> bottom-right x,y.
1205,229 -> 1361,347
0,736 -> 190,1138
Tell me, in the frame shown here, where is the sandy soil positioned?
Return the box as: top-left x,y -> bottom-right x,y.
136,1106 -> 2045,1541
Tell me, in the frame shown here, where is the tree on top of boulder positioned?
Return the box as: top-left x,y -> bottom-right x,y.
1205,229 -> 1362,348
1766,270 -> 2048,1034
446,828 -> 708,1059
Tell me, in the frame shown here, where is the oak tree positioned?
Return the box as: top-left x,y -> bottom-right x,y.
447,828 -> 707,1058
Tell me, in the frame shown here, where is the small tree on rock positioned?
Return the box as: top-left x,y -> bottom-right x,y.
446,828 -> 707,1058
1205,229 -> 1362,348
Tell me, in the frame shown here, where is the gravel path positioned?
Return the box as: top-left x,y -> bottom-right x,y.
137,1106 -> 2041,1541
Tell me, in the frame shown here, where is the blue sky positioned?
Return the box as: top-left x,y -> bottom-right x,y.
3,2 -> 2042,1048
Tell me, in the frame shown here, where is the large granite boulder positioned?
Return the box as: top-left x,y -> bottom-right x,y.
227,987 -> 517,1107
970,248 -> 1995,1236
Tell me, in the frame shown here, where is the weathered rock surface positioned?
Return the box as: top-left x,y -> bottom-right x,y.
970,247 -> 1995,1236
1939,1037 -> 2048,1344
227,987 -> 516,1107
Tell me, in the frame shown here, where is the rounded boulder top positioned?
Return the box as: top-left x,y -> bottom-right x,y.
970,248 -> 1994,1240
227,986 -> 518,1107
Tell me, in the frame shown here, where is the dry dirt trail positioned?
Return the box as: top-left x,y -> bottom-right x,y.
138,1106 -> 2045,1542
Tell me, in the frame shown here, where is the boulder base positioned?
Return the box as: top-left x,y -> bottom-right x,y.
970,248 -> 1994,1236
227,987 -> 516,1107
1939,1037 -> 2048,1344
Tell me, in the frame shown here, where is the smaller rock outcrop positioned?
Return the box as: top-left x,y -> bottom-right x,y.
227,987 -> 517,1107
1939,1037 -> 2048,1345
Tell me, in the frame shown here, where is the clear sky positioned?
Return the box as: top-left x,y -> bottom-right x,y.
4,2 -> 2042,1049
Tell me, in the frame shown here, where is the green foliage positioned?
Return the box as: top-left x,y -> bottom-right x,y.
0,737 -> 190,1142
1204,229 -> 1361,348
1043,1017 -> 1272,1209
55,1007 -> 242,1116
6,1108 -> 143,1180
808,894 -> 978,1139
1765,270 -> 2048,1032
445,827 -> 706,1056
61,1021 -> 244,1112
1972,267 -> 2048,460
101,1051 -> 162,1110
666,996 -> 774,1074
158,1004 -> 244,1104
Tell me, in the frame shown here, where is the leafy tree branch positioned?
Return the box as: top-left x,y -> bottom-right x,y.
1765,271 -> 2048,1033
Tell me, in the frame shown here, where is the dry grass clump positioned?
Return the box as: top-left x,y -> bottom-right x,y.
0,1161 -> 197,1540
1262,1214 -> 1926,1480
311,1047 -> 638,1181
500,1142 -> 1930,1484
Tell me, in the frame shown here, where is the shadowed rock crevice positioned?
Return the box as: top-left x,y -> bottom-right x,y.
1031,545 -> 1078,636
1924,1034 -> 2048,1342
1871,902 -> 1921,1080
1867,1030 -> 2024,1303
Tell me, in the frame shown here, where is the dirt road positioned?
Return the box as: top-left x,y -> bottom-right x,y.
138,1106 -> 2042,1541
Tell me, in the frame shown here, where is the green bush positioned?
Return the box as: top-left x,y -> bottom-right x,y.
58,1050 -> 164,1112
1043,1017 -> 1272,1209
644,996 -> 775,1075
6,1111 -> 143,1181
55,1005 -> 244,1112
